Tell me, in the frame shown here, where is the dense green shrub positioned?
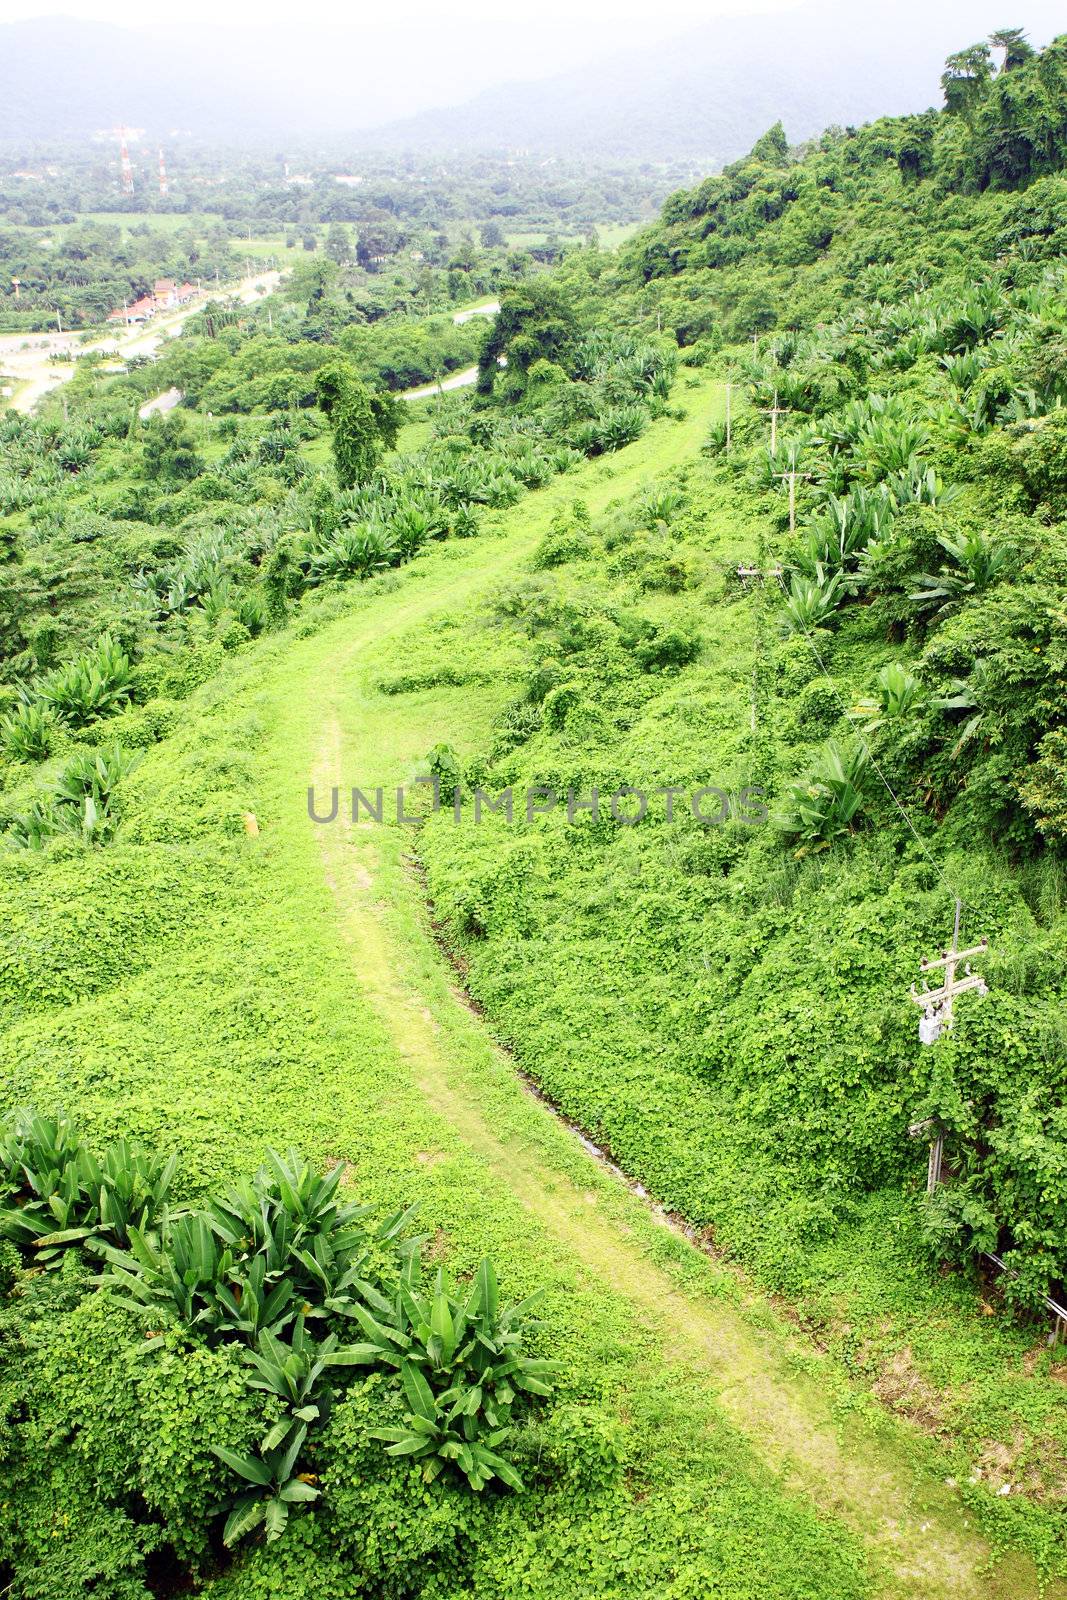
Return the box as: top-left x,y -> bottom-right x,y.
0,1117 -> 559,1578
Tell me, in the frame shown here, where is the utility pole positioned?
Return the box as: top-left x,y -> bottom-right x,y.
775,468 -> 813,536
761,391 -> 788,454
908,899 -> 989,1193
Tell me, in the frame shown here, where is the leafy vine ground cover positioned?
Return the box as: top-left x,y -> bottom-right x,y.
3,31 -> 1067,1597
1,386 -> 1059,1599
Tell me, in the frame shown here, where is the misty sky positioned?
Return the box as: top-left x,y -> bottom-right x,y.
2,0 -> 804,53
2,0 -> 1064,130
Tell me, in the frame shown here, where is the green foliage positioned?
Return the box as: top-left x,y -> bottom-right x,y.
477,279 -> 580,403
780,570 -> 846,633
630,622 -> 701,672
910,527 -> 1015,618
427,741 -> 463,803
142,413 -> 203,483
310,522 -> 398,583
777,741 -> 871,852
4,742 -> 141,849
343,1256 -> 560,1491
0,1110 -> 175,1263
0,1115 -> 557,1578
6,34 -> 1067,1590
38,634 -> 133,728
99,1146 -> 415,1348
851,663 -> 926,728
0,698 -> 54,762
315,359 -> 396,489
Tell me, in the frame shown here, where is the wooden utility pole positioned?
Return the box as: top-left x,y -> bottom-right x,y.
909,900 -> 989,1192
775,468 -> 813,536
761,391 -> 788,453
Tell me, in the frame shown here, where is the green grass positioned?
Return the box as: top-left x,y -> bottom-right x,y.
505,220 -> 644,250
1,380 -> 1062,1596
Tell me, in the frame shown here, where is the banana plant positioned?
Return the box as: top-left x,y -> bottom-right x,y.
0,700 -> 53,763
99,1212 -> 234,1334
777,741 -> 871,856
851,662 -> 926,729
329,1258 -> 560,1491
910,529 -> 1014,617
213,1319 -> 330,1544
780,568 -> 847,634
38,635 -> 133,727
0,1113 -> 174,1264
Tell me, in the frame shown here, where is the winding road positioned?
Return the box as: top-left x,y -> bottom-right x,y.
0,270 -> 281,415
399,298 -> 500,401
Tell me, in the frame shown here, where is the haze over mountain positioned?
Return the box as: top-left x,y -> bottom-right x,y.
2,1 -> 1065,160
369,4 -> 1066,161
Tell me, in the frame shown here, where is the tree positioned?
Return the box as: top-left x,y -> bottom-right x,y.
142,414 -> 202,482
941,43 -> 994,118
325,222 -> 352,265
990,27 -> 1034,71
315,359 -> 401,487
477,279 -> 580,402
480,220 -> 505,249
356,211 -> 402,270
368,388 -> 405,453
748,121 -> 790,165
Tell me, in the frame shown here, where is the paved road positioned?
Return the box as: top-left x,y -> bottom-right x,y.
138,386 -> 184,420
1,270 -> 281,415
452,299 -> 499,325
401,364 -> 481,402
400,302 -> 501,400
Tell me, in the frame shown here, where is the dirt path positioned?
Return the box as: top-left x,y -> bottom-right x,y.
276,390 -> 1059,1600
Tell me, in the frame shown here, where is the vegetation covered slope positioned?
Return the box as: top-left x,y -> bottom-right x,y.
1,24 -> 1067,1600
408,23 -> 1067,1558
0,397 -> 900,1600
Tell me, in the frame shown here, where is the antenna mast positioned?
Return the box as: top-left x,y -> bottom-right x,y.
119,126 -> 134,195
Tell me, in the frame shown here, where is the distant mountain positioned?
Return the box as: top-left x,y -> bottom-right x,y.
2,3 -> 1066,160
368,3 -> 1067,161
0,15 -> 497,146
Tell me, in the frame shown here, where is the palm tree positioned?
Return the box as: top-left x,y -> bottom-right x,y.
989,28 -> 1034,71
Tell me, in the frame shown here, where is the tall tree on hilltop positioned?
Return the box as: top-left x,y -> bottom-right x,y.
942,42 -> 995,119
990,27 -> 1035,71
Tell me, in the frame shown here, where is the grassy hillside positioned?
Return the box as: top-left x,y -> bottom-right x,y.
411,29 -> 1067,1568
1,26 -> 1067,1600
